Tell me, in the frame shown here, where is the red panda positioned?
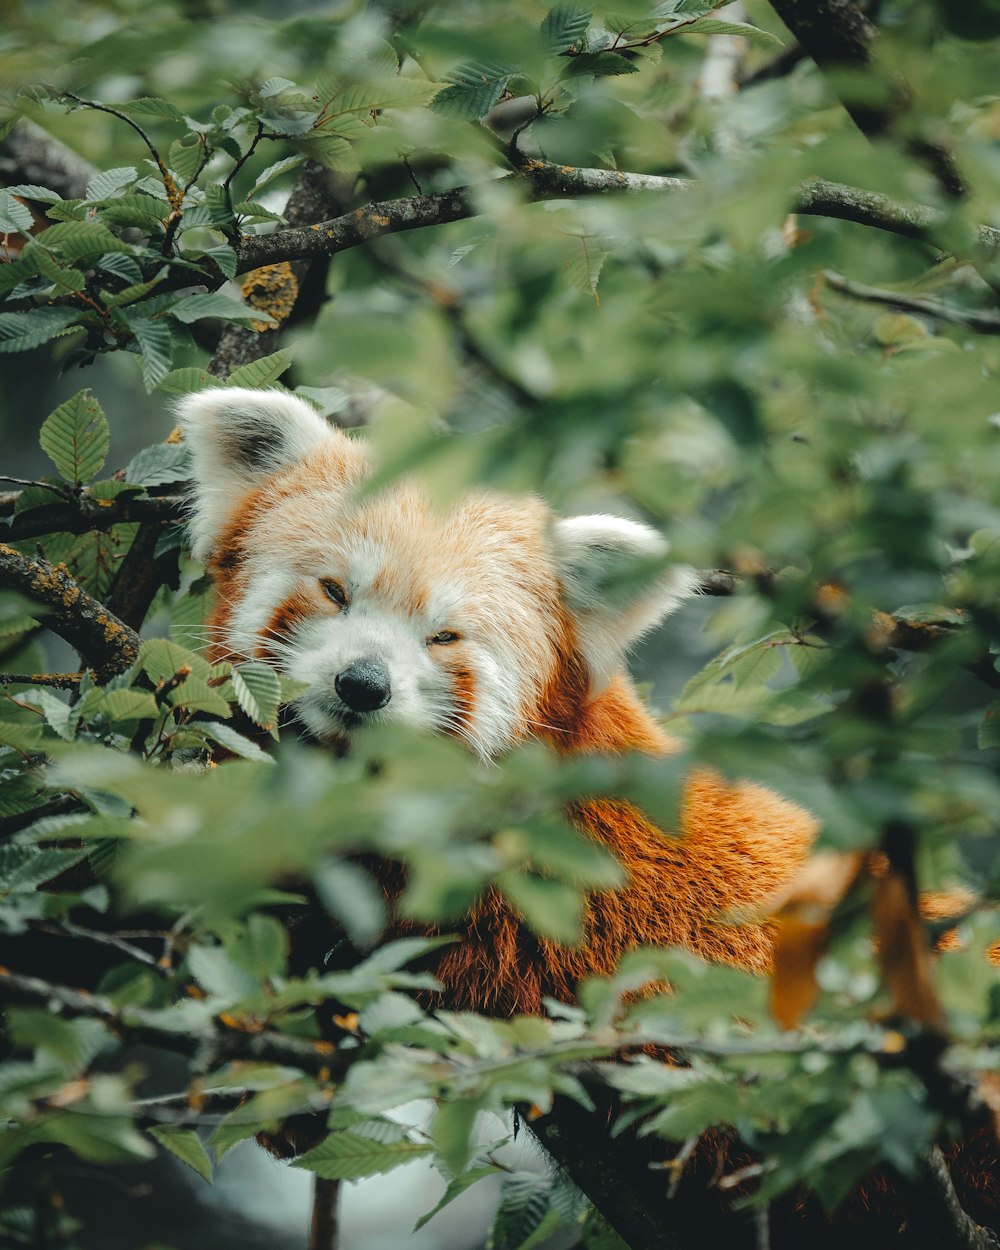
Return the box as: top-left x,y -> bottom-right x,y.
179,386 -> 819,1017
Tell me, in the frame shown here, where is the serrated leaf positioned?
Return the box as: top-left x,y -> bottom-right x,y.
123,313 -> 174,391
36,220 -> 132,259
197,244 -> 238,280
231,664 -> 281,730
4,183 -> 63,203
0,844 -> 88,894
95,689 -> 160,722
197,722 -> 273,763
414,1164 -> 501,1231
39,390 -> 109,484
98,252 -> 144,284
168,676 -> 232,718
541,6 -> 592,54
227,349 -> 292,389
0,307 -> 81,354
97,195 -> 170,230
140,637 -> 212,685
247,155 -> 305,200
168,135 -> 206,184
678,17 -> 782,45
292,1131 -> 431,1180
0,189 -> 34,233
430,61 -> 516,120
432,1098 -> 483,1176
116,97 -> 186,121
168,292 -> 275,326
25,689 -> 77,740
155,367 -> 220,396
126,442 -> 192,486
85,166 -> 138,201
148,1125 -> 213,1182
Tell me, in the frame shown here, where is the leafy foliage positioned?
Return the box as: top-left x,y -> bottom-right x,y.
3,1 -> 1000,1248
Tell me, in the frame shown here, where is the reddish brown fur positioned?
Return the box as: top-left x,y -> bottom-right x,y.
433,608 -> 818,1016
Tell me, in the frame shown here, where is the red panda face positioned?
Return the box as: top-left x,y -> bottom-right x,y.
179,389 -> 696,759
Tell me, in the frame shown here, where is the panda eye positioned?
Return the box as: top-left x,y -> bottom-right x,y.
428,630 -> 461,646
320,577 -> 349,608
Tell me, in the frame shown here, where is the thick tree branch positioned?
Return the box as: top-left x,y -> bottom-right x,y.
766,0 -> 966,198
233,164 -> 1000,282
1,490 -> 185,542
899,1147 -> 1000,1250
0,544 -> 139,682
0,119 -> 95,202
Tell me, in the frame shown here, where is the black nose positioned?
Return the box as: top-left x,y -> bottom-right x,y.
334,660 -> 391,713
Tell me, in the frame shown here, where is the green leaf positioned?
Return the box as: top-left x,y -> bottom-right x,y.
148,1125 -> 213,1182
39,390 -> 109,484
247,155 -> 305,200
0,844 -> 88,895
95,688 -> 161,722
432,1098 -> 483,1176
168,135 -> 206,183
0,307 -> 81,354
414,1164 -> 501,1230
196,244 -> 238,280
541,6 -> 592,54
227,349 -> 292,389
122,312 -> 174,391
230,914 -> 287,979
140,637 -> 212,685
126,442 -> 192,487
97,194 -> 170,230
36,220 -> 132,259
85,166 -> 139,201
168,292 -> 275,326
430,61 -> 516,120
98,252 -> 144,284
498,870 -> 582,944
198,721 -> 274,763
4,183 -> 63,203
155,367 -> 220,396
24,688 -> 77,740
292,1131 -> 432,1180
314,859 -> 386,949
678,17 -> 782,45
0,189 -> 34,233
231,663 -> 281,730
116,97 -> 186,121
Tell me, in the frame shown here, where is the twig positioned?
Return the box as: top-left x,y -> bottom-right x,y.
32,920 -> 163,969
0,672 -> 82,690
0,544 -> 140,682
0,967 -> 350,1076
822,270 -> 1000,334
898,1147 -> 1000,1250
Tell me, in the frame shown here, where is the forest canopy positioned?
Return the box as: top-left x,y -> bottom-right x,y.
2,2 -> 1000,1248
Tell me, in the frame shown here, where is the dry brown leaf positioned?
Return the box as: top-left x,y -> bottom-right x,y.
872,872 -> 944,1029
770,918 -> 830,1031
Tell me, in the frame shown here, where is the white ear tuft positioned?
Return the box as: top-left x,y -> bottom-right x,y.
178,387 -> 337,561
553,514 -> 698,687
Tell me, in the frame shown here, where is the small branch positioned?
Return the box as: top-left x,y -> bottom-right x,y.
309,1177 -> 341,1250
0,544 -> 139,682
32,920 -> 163,969
0,967 -> 350,1076
1,491 -> 186,542
822,270 -> 1000,334
0,672 -> 82,691
898,1147 -> 1000,1250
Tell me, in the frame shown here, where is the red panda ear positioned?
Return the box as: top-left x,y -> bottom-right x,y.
552,515 -> 698,686
177,387 -> 341,561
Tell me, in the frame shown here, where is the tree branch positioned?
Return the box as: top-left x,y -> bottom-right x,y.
0,544 -> 139,682
0,967 -> 348,1076
822,270 -> 1000,333
0,119 -> 95,202
766,0 -> 967,199
232,163 -> 1000,282
898,1147 -> 1000,1250
1,490 -> 186,542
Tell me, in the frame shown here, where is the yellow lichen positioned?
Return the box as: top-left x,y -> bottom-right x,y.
239,262 -> 299,333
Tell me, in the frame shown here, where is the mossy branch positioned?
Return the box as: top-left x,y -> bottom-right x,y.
0,544 -> 140,682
